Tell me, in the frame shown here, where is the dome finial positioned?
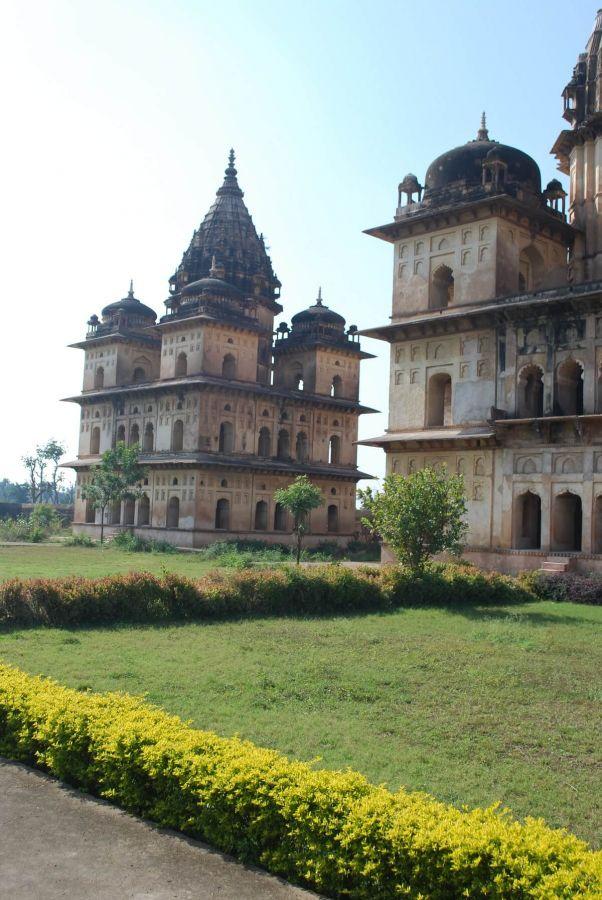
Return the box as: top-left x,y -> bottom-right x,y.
128,279 -> 134,298
316,286 -> 323,306
225,148 -> 237,176
209,255 -> 219,276
477,111 -> 489,141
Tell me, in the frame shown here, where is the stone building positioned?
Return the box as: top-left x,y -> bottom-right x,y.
361,12 -> 602,574
67,152 -> 373,546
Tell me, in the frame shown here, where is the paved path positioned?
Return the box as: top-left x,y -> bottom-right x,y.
0,759 -> 321,899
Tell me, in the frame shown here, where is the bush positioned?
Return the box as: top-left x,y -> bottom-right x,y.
519,570 -> 602,605
0,663 -> 599,898
0,563 -> 537,631
64,532 -> 96,547
0,516 -> 46,543
111,531 -> 178,554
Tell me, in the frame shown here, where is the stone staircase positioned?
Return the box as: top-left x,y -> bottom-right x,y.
540,556 -> 573,574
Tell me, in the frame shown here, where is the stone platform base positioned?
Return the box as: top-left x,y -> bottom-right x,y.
380,544 -> 602,575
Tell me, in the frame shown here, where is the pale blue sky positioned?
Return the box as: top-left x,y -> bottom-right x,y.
0,0 -> 596,483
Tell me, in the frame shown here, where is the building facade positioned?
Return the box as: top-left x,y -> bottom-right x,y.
362,12 -> 602,574
67,152 -> 374,546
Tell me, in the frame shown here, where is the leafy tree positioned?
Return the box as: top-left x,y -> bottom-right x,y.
274,475 -> 324,564
42,439 -> 67,504
358,467 -> 467,573
0,479 -> 29,503
82,443 -> 147,544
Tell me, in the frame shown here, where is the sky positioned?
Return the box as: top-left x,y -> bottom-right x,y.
0,0 -> 596,486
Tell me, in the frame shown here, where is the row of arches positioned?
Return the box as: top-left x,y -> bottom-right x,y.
286,365 -> 344,398
93,364 -> 150,391
512,490 -> 598,552
517,361 -> 585,418
91,351 -> 239,393
87,496 -> 340,534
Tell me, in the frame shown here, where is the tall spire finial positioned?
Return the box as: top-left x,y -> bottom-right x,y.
128,279 -> 134,298
225,148 -> 237,177
477,111 -> 489,141
316,286 -> 323,306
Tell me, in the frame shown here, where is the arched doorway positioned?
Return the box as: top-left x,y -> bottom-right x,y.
137,494 -> 150,526
175,352 -> 188,377
172,419 -> 184,451
552,492 -> 582,551
219,421 -> 234,453
254,500 -> 268,530
274,503 -> 287,531
517,365 -> 544,417
327,504 -> 339,532
331,375 -> 342,398
430,265 -> 454,309
215,498 -> 230,530
143,423 -> 154,451
222,354 -> 236,379
595,496 -> 602,554
513,491 -> 541,549
129,423 -> 140,446
296,431 -> 308,462
123,498 -> 135,526
90,426 -> 101,455
166,496 -> 180,528
328,434 -> 340,464
555,360 -> 584,416
427,373 -> 452,426
258,426 -> 271,457
277,429 -> 290,459
94,366 -> 104,389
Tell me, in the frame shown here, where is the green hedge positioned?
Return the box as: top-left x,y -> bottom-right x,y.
0,563 -> 534,629
0,663 -> 599,898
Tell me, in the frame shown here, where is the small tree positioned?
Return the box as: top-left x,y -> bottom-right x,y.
274,475 -> 324,564
82,443 -> 147,544
358,467 -> 467,573
21,439 -> 67,504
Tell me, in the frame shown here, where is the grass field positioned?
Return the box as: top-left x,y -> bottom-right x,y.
0,598 -> 600,846
0,545 -> 219,581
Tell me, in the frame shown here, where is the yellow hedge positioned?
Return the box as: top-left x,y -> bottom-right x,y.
0,663 -> 599,898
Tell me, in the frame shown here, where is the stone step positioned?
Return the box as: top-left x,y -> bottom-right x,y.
540,557 -> 573,574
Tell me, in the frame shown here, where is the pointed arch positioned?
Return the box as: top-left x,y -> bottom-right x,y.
172,419 -> 184,451
219,421 -> 234,453
430,264 -> 454,310
222,354 -> 236,379
175,352 -> 188,377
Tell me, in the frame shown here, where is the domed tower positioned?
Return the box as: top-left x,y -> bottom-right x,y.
273,287 -> 372,398
552,8 -> 602,281
159,151 -> 282,385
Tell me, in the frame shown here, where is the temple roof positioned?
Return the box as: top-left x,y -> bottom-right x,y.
169,150 -> 281,304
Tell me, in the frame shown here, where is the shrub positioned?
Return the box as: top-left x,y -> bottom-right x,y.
111,531 -> 178,554
64,532 -> 96,547
519,570 -> 602,605
0,663 -> 599,898
0,516 -> 46,543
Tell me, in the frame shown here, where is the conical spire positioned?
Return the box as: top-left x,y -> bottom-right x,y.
170,152 -> 281,302
316,286 -> 323,306
127,279 -> 134,299
477,112 -> 489,141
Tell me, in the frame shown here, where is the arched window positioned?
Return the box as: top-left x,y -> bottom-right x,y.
215,498 -> 230,530
172,419 -> 184,451
274,503 -> 287,531
258,426 -> 271,457
116,424 -> 126,444
594,495 -> 602,554
555,360 -> 584,416
517,365 -> 544,418
430,265 -> 454,310
175,352 -> 188,377
129,423 -> 140,446
427,373 -> 452,427
289,363 -> 304,390
277,429 -> 290,459
85,500 -> 96,523
327,504 -> 339,532
519,245 -> 544,292
513,491 -> 541,549
90,426 -> 101,455
295,431 -> 308,463
222,354 -> 236,379
552,491 -> 582,551
219,421 -> 234,453
137,494 -> 150,526
123,498 -> 135,526
132,367 -> 146,383
166,496 -> 180,528
254,500 -> 268,530
331,375 -> 342,398
94,366 -> 104,389
328,434 -> 341,465
109,501 -> 121,525
143,423 -> 154,451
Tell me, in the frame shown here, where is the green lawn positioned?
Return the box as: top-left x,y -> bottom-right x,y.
0,545 -> 218,581
0,599 -> 600,846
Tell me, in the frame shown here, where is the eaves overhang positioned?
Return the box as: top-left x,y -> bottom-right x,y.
364,194 -> 576,244
64,451 -> 373,480
62,374 -> 378,414
361,281 -> 602,343
358,426 -> 496,450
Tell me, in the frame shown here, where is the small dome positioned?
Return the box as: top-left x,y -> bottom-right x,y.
181,276 -> 243,299
545,178 -> 565,194
101,283 -> 156,322
290,288 -> 346,330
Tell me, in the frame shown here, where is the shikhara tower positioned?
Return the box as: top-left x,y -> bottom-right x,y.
67,152 -> 374,545
361,10 -> 602,573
